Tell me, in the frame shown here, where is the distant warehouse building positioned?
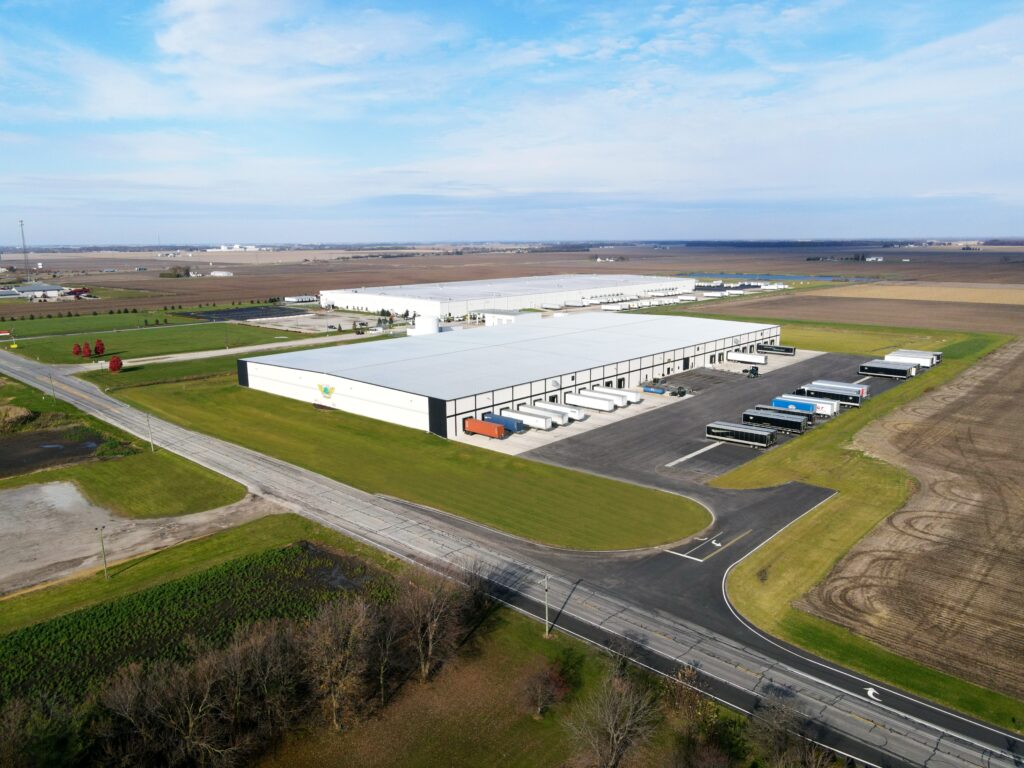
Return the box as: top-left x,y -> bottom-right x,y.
238,312 -> 780,438
318,274 -> 697,317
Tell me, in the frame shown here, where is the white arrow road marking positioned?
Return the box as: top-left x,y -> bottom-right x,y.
865,687 -> 882,703
711,539 -> 722,547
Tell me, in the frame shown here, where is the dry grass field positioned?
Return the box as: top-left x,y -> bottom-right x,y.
693,294 -> 1024,335
811,281 -> 1024,304
800,338 -> 1024,699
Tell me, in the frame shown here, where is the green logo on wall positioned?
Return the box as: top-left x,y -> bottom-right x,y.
317,384 -> 335,398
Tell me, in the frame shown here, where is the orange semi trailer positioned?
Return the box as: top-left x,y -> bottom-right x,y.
463,417 -> 505,438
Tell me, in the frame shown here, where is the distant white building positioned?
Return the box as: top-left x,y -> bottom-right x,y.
210,270 -> 234,277
13,282 -> 67,299
284,295 -> 318,303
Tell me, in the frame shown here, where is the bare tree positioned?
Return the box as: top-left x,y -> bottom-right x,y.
747,687 -> 804,766
666,666 -> 719,739
399,573 -> 469,682
0,698 -> 34,768
301,598 -> 374,730
565,672 -> 662,768
370,601 -> 405,708
523,661 -> 570,718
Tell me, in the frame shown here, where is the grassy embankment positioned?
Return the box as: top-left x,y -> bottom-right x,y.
110,372 -> 709,550
10,321 -> 315,364
0,375 -> 244,518
712,328 -> 1022,730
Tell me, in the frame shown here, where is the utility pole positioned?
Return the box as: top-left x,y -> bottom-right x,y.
146,412 -> 155,452
95,525 -> 109,579
48,372 -> 56,400
19,219 -> 28,279
543,574 -> 551,637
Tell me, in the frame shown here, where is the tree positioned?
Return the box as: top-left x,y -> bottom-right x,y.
94,339 -> 105,355
565,672 -> 661,768
370,601 -> 406,708
108,356 -> 123,373
300,598 -> 373,730
667,666 -> 718,739
71,342 -> 81,356
399,573 -> 469,682
81,341 -> 91,358
747,688 -> 804,766
524,661 -> 570,717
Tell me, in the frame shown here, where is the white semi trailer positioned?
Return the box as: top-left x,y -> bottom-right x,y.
581,388 -> 629,407
499,408 -> 553,430
516,404 -> 569,426
885,350 -> 939,368
532,401 -> 586,421
727,351 -> 768,366
590,385 -> 642,404
565,392 -> 615,412
776,394 -> 840,417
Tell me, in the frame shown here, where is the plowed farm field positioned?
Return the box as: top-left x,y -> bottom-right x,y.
800,338 -> 1024,699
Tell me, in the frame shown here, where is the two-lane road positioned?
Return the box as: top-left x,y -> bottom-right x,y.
1,350 -> 1019,768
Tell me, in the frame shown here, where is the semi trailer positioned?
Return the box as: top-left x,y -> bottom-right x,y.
742,408 -> 808,434
482,412 -> 527,433
757,343 -> 796,356
565,392 -> 615,412
794,384 -> 864,407
591,385 -> 642,404
706,421 -> 777,448
885,350 -> 939,368
756,404 -> 816,425
462,418 -> 505,438
770,397 -> 816,415
727,351 -> 769,366
859,359 -> 917,379
810,379 -> 870,397
890,348 -> 942,365
773,394 -> 840,417
581,388 -> 629,407
500,408 -> 553,430
516,404 -> 569,426
532,401 -> 586,421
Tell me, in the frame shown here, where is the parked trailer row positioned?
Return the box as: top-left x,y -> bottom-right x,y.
756,404 -> 816,425
756,343 -> 796,356
706,421 -> 777,448
727,351 -> 769,366
532,401 -> 586,421
483,412 -> 527,433
499,408 -> 553,430
591,385 -> 642,404
859,359 -> 917,379
794,384 -> 864,407
772,394 -> 840,417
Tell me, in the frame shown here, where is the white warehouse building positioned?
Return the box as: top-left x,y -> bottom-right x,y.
318,274 -> 697,317
238,312 -> 781,438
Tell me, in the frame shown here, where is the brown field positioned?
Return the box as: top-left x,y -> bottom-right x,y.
692,294 -> 1024,335
810,281 -> 1024,305
799,338 -> 1024,699
1,243 -> 1022,320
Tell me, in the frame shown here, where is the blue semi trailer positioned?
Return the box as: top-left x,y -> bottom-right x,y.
770,397 -> 817,414
482,412 -> 528,433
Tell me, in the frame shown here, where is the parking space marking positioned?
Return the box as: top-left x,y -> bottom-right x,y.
664,442 -> 721,468
854,375 -> 872,384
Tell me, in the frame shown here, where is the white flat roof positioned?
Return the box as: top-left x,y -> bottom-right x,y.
246,312 -> 777,401
321,274 -> 691,302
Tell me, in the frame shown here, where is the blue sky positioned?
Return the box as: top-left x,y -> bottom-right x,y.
1,0 -> 1023,244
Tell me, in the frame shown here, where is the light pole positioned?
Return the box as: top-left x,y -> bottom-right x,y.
95,525 -> 109,580
48,372 -> 56,400
544,574 -> 551,637
145,412 -> 155,452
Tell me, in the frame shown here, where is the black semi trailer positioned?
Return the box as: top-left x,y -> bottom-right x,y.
793,384 -> 863,407
858,359 -> 917,379
706,421 -> 777,448
757,343 -> 796,356
742,409 -> 809,434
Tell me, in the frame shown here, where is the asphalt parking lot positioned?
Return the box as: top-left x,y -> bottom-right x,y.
524,352 -> 899,489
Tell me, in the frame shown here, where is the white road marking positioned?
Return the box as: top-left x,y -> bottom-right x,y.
665,442 -> 721,467
866,687 -> 883,703
854,375 -> 872,384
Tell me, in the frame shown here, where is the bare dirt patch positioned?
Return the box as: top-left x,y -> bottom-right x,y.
800,338 -> 1024,698
694,294 -> 1024,335
809,281 -> 1024,305
0,483 -> 283,595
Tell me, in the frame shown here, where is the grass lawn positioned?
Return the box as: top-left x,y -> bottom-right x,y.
11,321 -> 314,364
114,376 -> 709,550
261,608 -> 679,768
78,333 -> 390,391
0,514 -> 393,635
718,329 -> 1023,731
0,449 -> 244,518
0,309 -> 198,338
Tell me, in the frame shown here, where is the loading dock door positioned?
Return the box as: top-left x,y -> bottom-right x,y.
683,357 -> 690,370
549,395 -> 558,403
616,377 -> 625,388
